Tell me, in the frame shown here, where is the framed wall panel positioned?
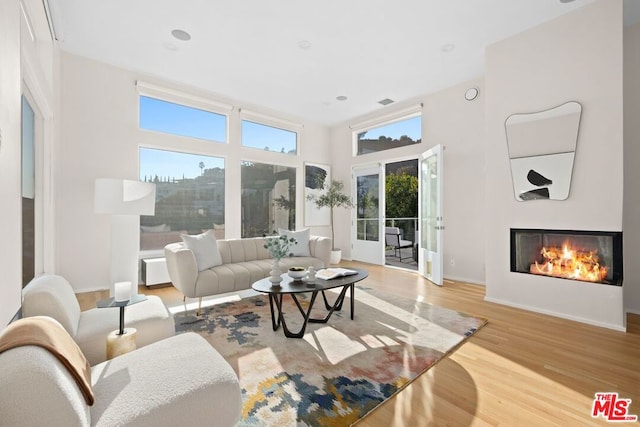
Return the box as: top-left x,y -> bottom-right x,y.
304,162 -> 331,226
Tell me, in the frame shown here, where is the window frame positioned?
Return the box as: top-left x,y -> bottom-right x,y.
239,159 -> 297,238
350,104 -> 423,157
138,146 -> 226,256
136,80 -> 232,144
239,108 -> 302,156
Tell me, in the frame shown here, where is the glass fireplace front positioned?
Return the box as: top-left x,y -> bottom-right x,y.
510,229 -> 622,286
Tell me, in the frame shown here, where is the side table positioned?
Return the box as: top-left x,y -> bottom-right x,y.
97,294 -> 148,359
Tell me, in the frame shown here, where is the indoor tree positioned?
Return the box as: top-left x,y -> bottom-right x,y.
307,179 -> 354,253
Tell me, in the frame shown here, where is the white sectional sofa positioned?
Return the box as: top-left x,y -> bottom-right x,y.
165,235 -> 331,312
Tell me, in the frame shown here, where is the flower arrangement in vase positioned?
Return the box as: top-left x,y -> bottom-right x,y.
264,234 -> 297,284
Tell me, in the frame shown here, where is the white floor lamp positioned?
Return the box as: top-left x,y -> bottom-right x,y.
94,179 -> 156,298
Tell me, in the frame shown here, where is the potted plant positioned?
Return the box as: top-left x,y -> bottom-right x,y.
307,179 -> 354,264
264,234 -> 297,284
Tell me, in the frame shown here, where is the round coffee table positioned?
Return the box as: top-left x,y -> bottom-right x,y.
252,268 -> 368,338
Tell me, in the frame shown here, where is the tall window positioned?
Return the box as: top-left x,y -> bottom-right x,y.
139,148 -> 225,251
241,120 -> 297,154
356,115 -> 421,155
22,95 -> 36,286
241,161 -> 296,237
139,95 -> 227,143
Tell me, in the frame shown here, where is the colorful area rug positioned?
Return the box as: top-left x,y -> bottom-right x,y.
174,286 -> 486,426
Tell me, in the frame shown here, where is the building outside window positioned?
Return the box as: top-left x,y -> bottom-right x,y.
241,161 -> 296,237
356,115 -> 421,155
139,147 -> 225,252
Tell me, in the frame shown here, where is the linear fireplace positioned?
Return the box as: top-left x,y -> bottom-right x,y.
510,229 -> 622,286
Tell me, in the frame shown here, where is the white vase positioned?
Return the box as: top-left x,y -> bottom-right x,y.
330,249 -> 342,265
270,258 -> 283,284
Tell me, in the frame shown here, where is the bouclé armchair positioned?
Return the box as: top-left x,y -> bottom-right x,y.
21,274 -> 175,365
0,318 -> 242,427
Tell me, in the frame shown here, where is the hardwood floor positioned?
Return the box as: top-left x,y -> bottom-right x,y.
79,261 -> 640,426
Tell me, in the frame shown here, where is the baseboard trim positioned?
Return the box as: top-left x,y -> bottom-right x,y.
484,296 -> 626,332
443,275 -> 485,286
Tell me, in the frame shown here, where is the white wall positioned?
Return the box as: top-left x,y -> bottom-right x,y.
21,0 -> 58,278
423,80 -> 486,284
57,52 -> 332,293
0,0 -> 23,326
0,0 -> 56,326
624,22 -> 640,315
329,78 -> 486,285
485,0 -> 625,330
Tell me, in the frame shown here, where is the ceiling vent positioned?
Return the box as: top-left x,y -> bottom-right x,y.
378,98 -> 394,106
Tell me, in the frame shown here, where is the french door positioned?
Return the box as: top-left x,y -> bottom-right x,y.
419,145 -> 444,285
352,165 -> 384,265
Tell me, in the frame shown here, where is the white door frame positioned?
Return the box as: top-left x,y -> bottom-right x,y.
419,145 -> 444,285
22,54 -> 55,276
351,164 -> 384,265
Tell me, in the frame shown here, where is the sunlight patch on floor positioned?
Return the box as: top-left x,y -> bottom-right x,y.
304,326 -> 367,364
357,290 -> 463,351
449,341 -> 597,421
167,289 -> 258,314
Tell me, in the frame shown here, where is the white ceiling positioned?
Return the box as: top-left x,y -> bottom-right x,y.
48,0 -> 636,126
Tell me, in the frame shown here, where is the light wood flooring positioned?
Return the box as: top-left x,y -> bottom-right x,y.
78,261 -> 640,426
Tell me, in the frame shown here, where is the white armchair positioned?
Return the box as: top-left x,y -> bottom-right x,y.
0,319 -> 242,427
21,274 -> 175,365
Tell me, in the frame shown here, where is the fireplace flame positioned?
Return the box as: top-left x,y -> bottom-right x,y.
530,243 -> 608,282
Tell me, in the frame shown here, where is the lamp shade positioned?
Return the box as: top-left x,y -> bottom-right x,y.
94,179 -> 156,215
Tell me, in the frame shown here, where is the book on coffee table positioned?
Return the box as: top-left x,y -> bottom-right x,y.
316,268 -> 358,280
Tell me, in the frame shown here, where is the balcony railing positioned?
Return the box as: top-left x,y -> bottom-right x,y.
355,217 -> 418,243
385,217 -> 418,243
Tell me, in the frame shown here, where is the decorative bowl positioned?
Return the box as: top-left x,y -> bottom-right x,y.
288,267 -> 306,280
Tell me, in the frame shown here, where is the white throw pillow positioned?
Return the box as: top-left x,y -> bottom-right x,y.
278,228 -> 311,257
181,230 -> 223,271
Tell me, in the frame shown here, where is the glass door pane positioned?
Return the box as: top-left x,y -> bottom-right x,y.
421,155 -> 438,253
356,174 -> 380,242
385,159 -> 418,269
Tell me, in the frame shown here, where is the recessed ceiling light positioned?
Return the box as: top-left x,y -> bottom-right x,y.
163,42 -> 178,51
336,95 -> 348,101
171,29 -> 191,41
440,43 -> 455,53
559,0 -> 576,3
378,98 -> 394,106
464,87 -> 479,101
298,40 -> 312,50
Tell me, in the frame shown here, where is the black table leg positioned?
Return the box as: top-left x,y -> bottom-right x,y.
274,292 -> 319,338
350,284 -> 354,320
268,293 -> 282,331
117,306 -> 125,335
265,284 -> 356,338
321,287 -> 347,311
309,285 -> 351,324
